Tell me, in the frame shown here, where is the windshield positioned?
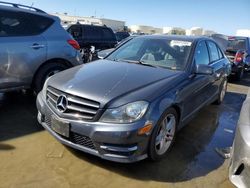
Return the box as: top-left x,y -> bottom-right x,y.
227,38 -> 247,51
106,37 -> 193,71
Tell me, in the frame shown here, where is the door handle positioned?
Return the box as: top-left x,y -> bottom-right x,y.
31,43 -> 45,49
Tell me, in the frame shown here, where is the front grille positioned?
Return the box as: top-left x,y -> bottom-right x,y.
46,86 -> 100,121
69,132 -> 95,150
45,108 -> 52,127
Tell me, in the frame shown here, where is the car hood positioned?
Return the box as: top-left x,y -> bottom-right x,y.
48,60 -> 181,108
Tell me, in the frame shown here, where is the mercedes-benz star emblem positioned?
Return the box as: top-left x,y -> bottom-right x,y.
56,95 -> 68,113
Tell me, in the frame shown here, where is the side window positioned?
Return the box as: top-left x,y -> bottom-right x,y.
83,26 -> 91,39
102,28 -> 114,40
0,10 -> 53,37
194,41 -> 210,65
217,46 -> 224,59
84,27 -> 102,40
69,26 -> 82,39
207,41 -> 220,62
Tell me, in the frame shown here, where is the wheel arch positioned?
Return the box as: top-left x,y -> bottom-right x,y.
31,58 -> 73,88
171,104 -> 181,124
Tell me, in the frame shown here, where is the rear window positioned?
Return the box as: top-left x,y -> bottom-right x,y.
102,28 -> 115,40
207,41 -> 220,62
227,38 -> 247,51
0,10 -> 54,37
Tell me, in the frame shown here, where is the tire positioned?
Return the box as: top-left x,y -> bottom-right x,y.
236,68 -> 244,81
148,108 -> 178,161
33,62 -> 68,94
213,78 -> 227,105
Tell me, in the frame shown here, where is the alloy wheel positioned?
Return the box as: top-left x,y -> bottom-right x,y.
155,114 -> 176,155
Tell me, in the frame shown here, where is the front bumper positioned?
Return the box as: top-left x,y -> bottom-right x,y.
229,98 -> 250,187
36,92 -> 150,163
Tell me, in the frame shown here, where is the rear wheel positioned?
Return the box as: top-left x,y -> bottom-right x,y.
214,78 -> 227,105
148,108 -> 178,161
33,62 -> 68,94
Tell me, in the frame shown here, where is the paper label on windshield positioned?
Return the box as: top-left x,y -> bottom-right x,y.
171,40 -> 192,46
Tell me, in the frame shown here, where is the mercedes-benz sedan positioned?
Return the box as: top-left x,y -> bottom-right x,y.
37,35 -> 231,163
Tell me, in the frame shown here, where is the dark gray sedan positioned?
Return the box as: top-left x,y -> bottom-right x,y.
36,35 -> 231,163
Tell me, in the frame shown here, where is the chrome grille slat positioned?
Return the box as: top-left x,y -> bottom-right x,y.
46,86 -> 100,121
67,96 -> 100,108
65,113 -> 93,120
47,87 -> 60,97
67,104 -> 97,115
47,93 -> 57,104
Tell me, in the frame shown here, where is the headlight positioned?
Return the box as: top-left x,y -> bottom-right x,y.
42,77 -> 50,97
100,101 -> 149,123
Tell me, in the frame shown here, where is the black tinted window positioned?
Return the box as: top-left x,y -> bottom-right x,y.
102,28 -> 114,39
207,41 -> 220,62
84,26 -> 102,39
227,38 -> 247,51
68,25 -> 82,39
195,41 -> 210,65
0,10 -> 53,37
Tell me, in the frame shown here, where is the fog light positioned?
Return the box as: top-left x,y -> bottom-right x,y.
138,122 -> 153,135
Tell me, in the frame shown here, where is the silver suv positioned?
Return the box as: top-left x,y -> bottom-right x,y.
0,2 -> 82,93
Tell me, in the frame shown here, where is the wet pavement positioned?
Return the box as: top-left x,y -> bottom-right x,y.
1,74 -> 250,188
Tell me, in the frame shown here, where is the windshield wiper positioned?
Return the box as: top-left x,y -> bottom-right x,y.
114,59 -> 157,68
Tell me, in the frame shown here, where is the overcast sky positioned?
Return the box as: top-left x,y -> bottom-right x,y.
5,0 -> 250,35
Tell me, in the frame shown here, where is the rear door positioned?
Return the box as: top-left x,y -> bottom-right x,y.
206,40 -> 227,97
0,10 -> 51,90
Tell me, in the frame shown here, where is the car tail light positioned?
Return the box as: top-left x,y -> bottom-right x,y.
67,39 -> 80,50
234,51 -> 244,64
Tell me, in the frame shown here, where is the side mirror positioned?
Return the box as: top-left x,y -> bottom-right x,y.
195,64 -> 214,75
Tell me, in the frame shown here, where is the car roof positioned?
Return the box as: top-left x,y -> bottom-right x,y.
0,5 -> 60,22
134,35 -> 211,42
228,36 -> 248,40
0,2 -> 59,20
68,24 -> 112,29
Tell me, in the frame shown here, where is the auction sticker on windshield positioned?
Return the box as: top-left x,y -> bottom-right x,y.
170,40 -> 192,46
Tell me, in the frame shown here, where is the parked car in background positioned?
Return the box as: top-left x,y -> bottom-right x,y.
37,35 -> 230,163
210,34 -> 228,52
229,89 -> 250,188
67,24 -> 117,62
225,36 -> 250,80
97,35 -> 137,59
115,31 -> 130,42
0,2 -> 81,93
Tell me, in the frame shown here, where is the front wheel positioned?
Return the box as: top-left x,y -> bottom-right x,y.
148,108 -> 178,161
33,62 -> 68,94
